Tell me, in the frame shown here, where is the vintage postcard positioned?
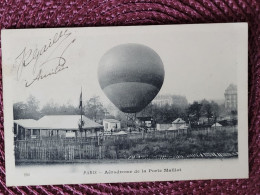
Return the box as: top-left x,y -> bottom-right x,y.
1,23 -> 248,186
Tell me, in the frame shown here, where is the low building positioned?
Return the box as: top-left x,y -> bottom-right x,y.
156,118 -> 188,132
172,118 -> 186,129
162,118 -> 188,134
156,123 -> 172,131
13,115 -> 104,140
13,119 -> 38,140
136,116 -> 154,128
103,119 -> 121,132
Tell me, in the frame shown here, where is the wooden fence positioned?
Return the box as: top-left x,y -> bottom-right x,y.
121,125 -> 237,140
15,126 -> 237,163
15,138 -> 105,162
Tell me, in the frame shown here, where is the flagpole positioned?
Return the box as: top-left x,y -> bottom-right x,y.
79,86 -> 83,159
80,87 -> 83,140
80,86 -> 82,126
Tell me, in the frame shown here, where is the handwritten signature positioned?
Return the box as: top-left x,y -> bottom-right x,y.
14,29 -> 76,87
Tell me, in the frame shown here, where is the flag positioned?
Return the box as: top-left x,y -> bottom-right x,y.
79,90 -> 82,109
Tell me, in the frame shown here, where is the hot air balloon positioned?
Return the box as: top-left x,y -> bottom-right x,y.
98,43 -> 165,115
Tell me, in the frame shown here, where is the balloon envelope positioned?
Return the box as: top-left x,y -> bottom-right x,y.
98,43 -> 164,113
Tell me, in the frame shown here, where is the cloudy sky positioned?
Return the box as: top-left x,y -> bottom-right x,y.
3,23 -> 245,108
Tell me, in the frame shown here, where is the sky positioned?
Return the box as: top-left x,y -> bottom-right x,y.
4,23 -> 242,108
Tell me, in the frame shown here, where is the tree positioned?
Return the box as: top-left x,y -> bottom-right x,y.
41,100 -> 59,115
188,101 -> 202,123
13,102 -> 28,120
200,99 -> 213,124
84,96 -> 106,121
41,100 -> 80,116
210,101 -> 220,123
13,96 -> 41,120
26,95 -> 40,119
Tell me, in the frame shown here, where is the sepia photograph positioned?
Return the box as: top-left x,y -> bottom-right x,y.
1,23 -> 248,186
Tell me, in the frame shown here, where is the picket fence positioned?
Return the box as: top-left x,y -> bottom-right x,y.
15,138 -> 104,162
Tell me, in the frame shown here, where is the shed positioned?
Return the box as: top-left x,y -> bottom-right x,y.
103,119 -> 121,132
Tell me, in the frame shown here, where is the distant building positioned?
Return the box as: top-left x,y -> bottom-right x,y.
136,116 -> 154,128
224,84 -> 237,111
198,116 -> 209,124
152,95 -> 173,106
172,118 -> 186,129
103,119 -> 121,132
152,94 -> 188,107
156,118 -> 188,132
211,122 -> 223,130
156,123 -> 172,131
170,118 -> 189,134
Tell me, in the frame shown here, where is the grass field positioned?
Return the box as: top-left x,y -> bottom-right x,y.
104,128 -> 238,159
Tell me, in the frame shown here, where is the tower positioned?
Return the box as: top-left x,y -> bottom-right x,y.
224,84 -> 237,111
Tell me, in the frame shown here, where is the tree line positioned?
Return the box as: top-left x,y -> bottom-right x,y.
135,99 -> 226,125
14,95 -> 230,127
13,95 -> 107,121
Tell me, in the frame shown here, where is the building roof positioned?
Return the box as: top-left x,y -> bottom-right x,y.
211,122 -> 222,127
14,119 -> 38,129
226,84 -> 237,90
103,119 -> 120,123
172,118 -> 186,124
14,115 -> 103,130
225,84 -> 237,94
